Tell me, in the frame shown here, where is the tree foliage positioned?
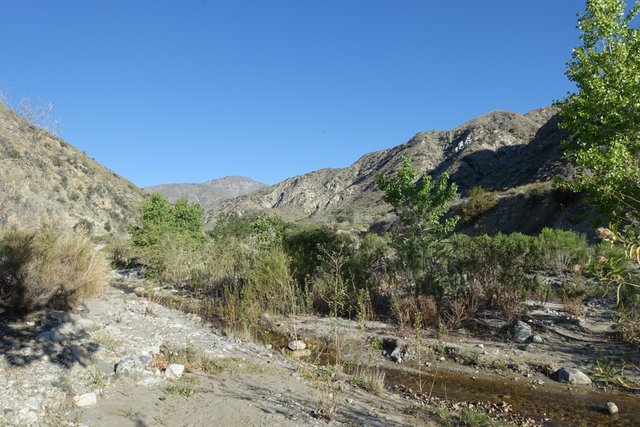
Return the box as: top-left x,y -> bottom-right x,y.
558,0 -> 640,221
376,156 -> 458,294
376,156 -> 458,237
130,193 -> 204,247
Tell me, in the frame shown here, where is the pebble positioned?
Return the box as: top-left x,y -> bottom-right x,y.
287,340 -> 307,351
605,402 -> 618,414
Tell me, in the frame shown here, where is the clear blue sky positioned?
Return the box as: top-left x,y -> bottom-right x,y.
1,1 -> 584,187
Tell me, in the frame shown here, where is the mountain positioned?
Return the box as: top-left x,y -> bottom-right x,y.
206,107 -> 595,235
144,176 -> 266,210
0,102 -> 144,233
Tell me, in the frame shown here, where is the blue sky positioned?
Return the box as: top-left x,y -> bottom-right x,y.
1,1 -> 584,187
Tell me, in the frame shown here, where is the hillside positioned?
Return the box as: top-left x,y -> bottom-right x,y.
0,102 -> 144,233
206,107 -> 588,234
145,176 -> 265,210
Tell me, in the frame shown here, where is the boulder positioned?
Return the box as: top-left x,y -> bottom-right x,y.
553,367 -> 592,385
513,321 -> 532,343
382,338 -> 408,363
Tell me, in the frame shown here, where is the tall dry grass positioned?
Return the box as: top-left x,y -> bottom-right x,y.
0,224 -> 108,314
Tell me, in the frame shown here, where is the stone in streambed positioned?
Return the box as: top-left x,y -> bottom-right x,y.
287,340 -> 306,351
553,367 -> 592,385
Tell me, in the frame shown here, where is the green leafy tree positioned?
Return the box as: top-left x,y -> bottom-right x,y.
130,194 -> 204,247
376,156 -> 458,294
558,0 -> 640,222
559,0 -> 640,311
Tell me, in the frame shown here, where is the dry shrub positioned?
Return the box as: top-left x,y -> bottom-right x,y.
0,225 -> 108,314
416,295 -> 440,328
392,295 -> 441,329
563,297 -> 583,316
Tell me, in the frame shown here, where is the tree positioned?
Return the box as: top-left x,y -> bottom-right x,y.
558,0 -> 640,222
376,156 -> 458,294
559,0 -> 640,309
130,193 -> 204,246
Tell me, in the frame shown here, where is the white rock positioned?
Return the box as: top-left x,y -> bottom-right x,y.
24,397 -> 41,411
554,367 -> 592,385
532,335 -> 543,344
288,340 -> 306,351
138,376 -> 164,387
165,364 -> 185,379
73,393 -> 97,407
605,402 -> 618,414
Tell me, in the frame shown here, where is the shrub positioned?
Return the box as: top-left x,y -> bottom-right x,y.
0,225 -> 108,314
460,186 -> 499,224
283,225 -> 349,286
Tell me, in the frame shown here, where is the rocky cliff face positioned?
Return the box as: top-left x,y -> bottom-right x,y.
0,102 -> 144,233
145,176 -> 265,210
206,107 -> 574,231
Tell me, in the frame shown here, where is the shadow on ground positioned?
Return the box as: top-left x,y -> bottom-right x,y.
0,309 -> 100,368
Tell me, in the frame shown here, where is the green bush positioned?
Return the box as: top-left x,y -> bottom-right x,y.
283,224 -> 350,286
460,186 -> 499,224
0,225 -> 108,314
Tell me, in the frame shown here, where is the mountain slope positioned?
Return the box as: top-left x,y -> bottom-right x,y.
206,107 -> 570,228
145,176 -> 265,209
0,102 -> 144,233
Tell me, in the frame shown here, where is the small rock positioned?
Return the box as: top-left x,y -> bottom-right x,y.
57,321 -> 87,338
138,376 -> 163,387
164,364 -> 185,379
73,393 -> 97,407
65,345 -> 93,365
513,320 -> 532,343
534,379 -> 545,386
605,402 -> 618,414
24,397 -> 41,411
289,349 -> 312,358
36,330 -> 66,342
288,340 -> 306,351
477,344 -> 484,349
95,359 -> 115,375
532,335 -> 543,344
439,356 -> 445,362
390,346 -> 408,363
75,317 -> 98,332
115,354 -> 152,376
553,367 -> 592,385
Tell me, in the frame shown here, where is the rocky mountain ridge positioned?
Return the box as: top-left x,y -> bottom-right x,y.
206,107 -> 577,233
0,102 -> 144,233
145,176 -> 266,210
